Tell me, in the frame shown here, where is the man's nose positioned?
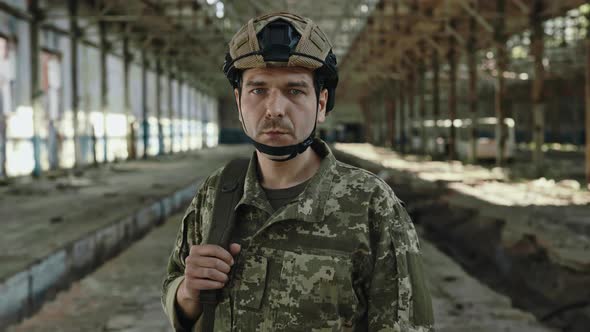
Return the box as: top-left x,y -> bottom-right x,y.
264,89 -> 286,117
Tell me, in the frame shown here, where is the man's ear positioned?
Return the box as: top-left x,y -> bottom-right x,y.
317,88 -> 328,123
234,88 -> 242,123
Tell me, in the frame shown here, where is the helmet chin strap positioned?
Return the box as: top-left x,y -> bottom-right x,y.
238,84 -> 321,162
248,122 -> 316,162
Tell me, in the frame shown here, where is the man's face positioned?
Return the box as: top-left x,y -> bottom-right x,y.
234,66 -> 327,148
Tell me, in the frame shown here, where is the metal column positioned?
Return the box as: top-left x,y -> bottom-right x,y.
432,49 -> 440,156
123,34 -> 135,159
468,8 -> 478,164
178,72 -> 183,150
586,1 -> 590,185
407,71 -> 415,153
29,0 -> 42,177
99,20 -> 108,163
418,55 -> 426,155
386,82 -> 397,149
168,64 -> 174,154
399,80 -> 406,153
187,84 -> 192,150
156,59 -> 163,155
532,0 -> 545,175
141,53 -> 149,159
69,0 -> 81,168
385,98 -> 393,148
448,28 -> 458,161
362,99 -> 372,143
494,0 -> 508,166
0,98 -> 5,177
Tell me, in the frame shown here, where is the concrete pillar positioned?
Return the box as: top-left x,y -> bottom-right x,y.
362,99 -> 372,143
587,59 -> 590,185
468,8 -> 478,164
69,0 -> 81,168
156,59 -> 163,155
99,20 -> 108,163
123,35 -> 135,159
407,71 -> 415,152
393,81 -> 399,150
419,57 -> 426,155
187,85 -> 192,150
448,29 -> 458,160
532,0 -> 545,175
0,101 -> 5,177
432,49 -> 440,155
176,74 -> 185,150
398,81 -> 407,153
386,84 -> 396,149
178,73 -> 183,150
168,63 -> 174,154
28,0 -> 42,177
378,93 -> 386,145
141,52 -> 149,159
386,98 -> 392,148
495,0 -> 508,166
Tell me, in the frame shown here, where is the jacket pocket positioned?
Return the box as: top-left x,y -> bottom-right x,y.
278,250 -> 358,329
236,255 -> 268,310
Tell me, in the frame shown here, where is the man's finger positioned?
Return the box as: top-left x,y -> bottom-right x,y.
229,243 -> 241,257
185,278 -> 225,291
190,244 -> 234,265
188,256 -> 231,273
187,267 -> 229,283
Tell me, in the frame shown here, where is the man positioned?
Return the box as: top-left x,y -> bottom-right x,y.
162,12 -> 434,331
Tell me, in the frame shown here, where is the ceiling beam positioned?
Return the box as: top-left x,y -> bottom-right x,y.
457,0 -> 494,33
511,0 -> 529,14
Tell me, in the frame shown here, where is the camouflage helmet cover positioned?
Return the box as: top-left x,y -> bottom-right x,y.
223,12 -> 338,111
228,12 -> 332,70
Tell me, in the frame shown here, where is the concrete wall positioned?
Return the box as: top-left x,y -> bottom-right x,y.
0,3 -> 221,178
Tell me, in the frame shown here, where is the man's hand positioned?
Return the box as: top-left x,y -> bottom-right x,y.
175,243 -> 241,323
181,243 -> 242,299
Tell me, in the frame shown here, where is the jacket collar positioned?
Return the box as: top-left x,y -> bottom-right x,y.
236,138 -> 337,224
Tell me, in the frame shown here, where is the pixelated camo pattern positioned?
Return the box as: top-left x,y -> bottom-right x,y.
162,139 -> 434,331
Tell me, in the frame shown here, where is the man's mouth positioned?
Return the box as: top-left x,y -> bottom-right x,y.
263,128 -> 290,135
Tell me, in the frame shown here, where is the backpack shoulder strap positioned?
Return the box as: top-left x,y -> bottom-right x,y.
205,157 -> 249,246
200,157 -> 249,332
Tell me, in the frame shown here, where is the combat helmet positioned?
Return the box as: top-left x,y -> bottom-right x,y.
223,12 -> 338,161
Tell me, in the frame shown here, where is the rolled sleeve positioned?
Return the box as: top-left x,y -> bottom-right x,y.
164,276 -> 188,331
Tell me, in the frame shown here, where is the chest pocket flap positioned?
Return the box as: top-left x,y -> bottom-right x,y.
279,249 -> 358,324
237,255 -> 268,310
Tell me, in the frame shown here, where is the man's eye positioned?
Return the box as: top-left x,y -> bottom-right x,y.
251,88 -> 265,95
289,89 -> 304,95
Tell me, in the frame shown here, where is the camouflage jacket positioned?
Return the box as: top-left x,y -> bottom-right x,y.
162,139 -> 434,331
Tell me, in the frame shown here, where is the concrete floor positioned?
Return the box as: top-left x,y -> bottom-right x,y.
0,145 -> 254,329
0,146 -> 253,279
6,217 -> 553,332
7,215 -> 551,332
6,213 -> 183,332
334,144 -> 590,332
